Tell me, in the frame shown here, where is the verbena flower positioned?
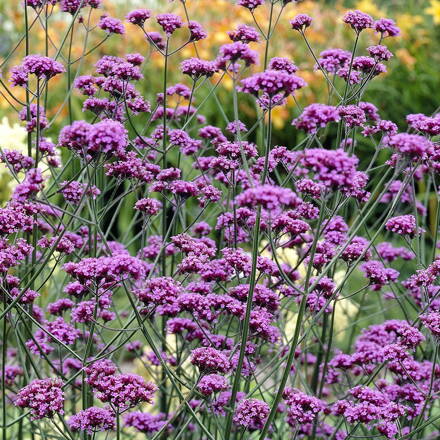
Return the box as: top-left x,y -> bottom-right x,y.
68,407 -> 116,434
15,378 -> 64,419
233,398 -> 270,430
290,14 -> 313,31
126,9 -> 151,26
156,13 -> 183,36
343,10 -> 374,33
98,16 -> 125,34
237,0 -> 264,11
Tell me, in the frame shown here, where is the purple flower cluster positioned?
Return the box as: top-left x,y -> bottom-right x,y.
385,215 -> 422,237
283,388 -> 326,426
343,10 -> 374,32
124,411 -> 168,434
156,13 -> 183,36
99,16 -> 125,34
240,69 -> 306,98
15,378 -> 64,419
290,14 -> 313,31
233,398 -> 270,430
237,0 -> 264,11
198,374 -> 229,395
85,359 -> 156,409
293,103 -> 340,133
2,5 -> 438,440
191,347 -> 231,373
126,9 -> 151,26
69,407 -> 115,434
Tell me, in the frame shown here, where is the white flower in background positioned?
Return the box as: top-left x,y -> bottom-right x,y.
0,116 -> 27,202
0,116 -> 61,202
0,116 -> 27,151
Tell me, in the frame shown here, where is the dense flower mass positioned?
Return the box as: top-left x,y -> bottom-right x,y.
68,407 -> 116,435
233,398 -> 270,430
293,103 -> 340,133
343,10 -> 374,32
290,14 -> 313,31
15,379 -> 64,419
240,69 -> 306,98
1,3 -> 439,440
385,215 -> 422,237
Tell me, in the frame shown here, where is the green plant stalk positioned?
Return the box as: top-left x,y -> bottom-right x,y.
224,101 -> 274,439
259,203 -> 326,440
223,206 -> 262,440
160,37 -> 170,416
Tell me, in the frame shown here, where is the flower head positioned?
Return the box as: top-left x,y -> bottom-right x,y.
69,407 -> 115,435
156,13 -> 183,36
343,10 -> 374,32
15,378 -> 64,419
126,9 -> 151,26
233,398 -> 270,430
290,14 -> 313,31
99,16 -> 125,35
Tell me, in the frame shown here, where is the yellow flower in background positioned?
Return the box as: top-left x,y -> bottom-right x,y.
354,0 -> 384,17
271,105 -> 290,130
426,0 -> 440,24
396,13 -> 424,36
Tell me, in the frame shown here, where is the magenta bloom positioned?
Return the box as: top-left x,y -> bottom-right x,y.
240,69 -> 306,97
126,9 -> 151,26
191,347 -> 231,373
386,133 -> 432,161
368,45 -> 393,61
188,20 -> 207,41
135,198 -> 162,215
60,180 -> 100,204
233,398 -> 270,430
290,14 -> 313,31
343,10 -> 374,32
15,378 -> 64,419
69,407 -> 115,435
237,0 -> 264,10
217,42 -> 258,69
421,312 -> 440,338
93,373 -> 157,409
269,57 -> 298,74
228,24 -> 260,43
181,58 -> 217,79
293,104 -> 340,134
87,119 -> 128,157
385,215 -> 423,237
283,388 -> 326,426
374,18 -> 400,37
21,55 -> 65,80
198,374 -> 229,396
99,16 -> 125,34
60,0 -> 88,14
124,412 -> 167,434
156,13 -> 183,36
